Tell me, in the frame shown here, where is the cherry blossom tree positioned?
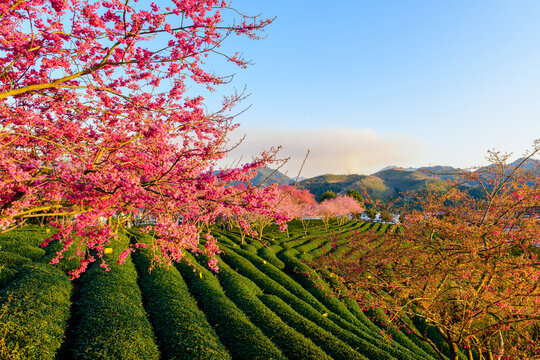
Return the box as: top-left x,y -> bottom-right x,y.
316,195 -> 364,228
275,185 -> 317,234
314,143 -> 540,360
0,0 -> 286,277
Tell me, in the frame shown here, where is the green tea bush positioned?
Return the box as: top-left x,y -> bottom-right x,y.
73,234 -> 160,360
0,251 -> 32,267
330,242 -> 353,258
216,260 -> 332,360
320,270 -> 385,334
130,233 -> 231,360
397,311 -> 444,360
277,251 -> 361,322
0,226 -> 51,246
214,234 -> 236,247
240,243 -> 258,254
348,221 -> 365,230
295,237 -> 327,253
256,247 -> 285,269
319,269 -> 435,359
234,248 -> 328,313
249,239 -> 264,249
220,232 -> 244,246
0,267 -> 18,288
281,252 -> 366,314
260,294 -> 367,360
268,244 -> 283,252
310,243 -> 333,258
221,248 -> 406,360
299,252 -> 314,261
176,254 -> 286,360
0,263 -> 72,360
277,251 -> 429,360
38,239 -> 86,273
354,222 -> 371,233
282,236 -> 311,249
0,242 -> 46,261
361,301 -> 440,359
409,309 -> 466,360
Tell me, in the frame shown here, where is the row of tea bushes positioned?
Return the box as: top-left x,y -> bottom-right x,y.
303,227 -> 440,359
228,246 -> 428,360
276,251 -> 431,360
277,250 -> 364,324
39,238 -> 87,274
235,247 -> 328,313
0,242 -> 45,261
221,247 -> 401,360
281,235 -> 312,249
0,251 -> 32,269
176,253 -> 287,360
319,269 -> 439,360
319,269 -> 386,334
257,246 -> 285,269
0,221 -> 446,359
0,225 -> 84,284
216,259 -> 332,360
295,236 -> 330,254
0,263 -> 72,360
129,231 -> 231,360
72,233 -> 160,360
240,243 -> 258,254
378,223 -> 390,233
0,225 -> 78,359
310,241 -> 335,258
0,226 -> 51,287
259,294 -> 368,360
0,226 -> 50,246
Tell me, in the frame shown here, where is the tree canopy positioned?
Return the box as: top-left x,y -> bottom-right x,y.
320,190 -> 336,202
0,0 -> 286,277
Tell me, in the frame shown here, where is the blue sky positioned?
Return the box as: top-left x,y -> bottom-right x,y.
209,1 -> 540,177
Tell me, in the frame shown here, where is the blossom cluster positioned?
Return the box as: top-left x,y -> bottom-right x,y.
0,0 -> 279,277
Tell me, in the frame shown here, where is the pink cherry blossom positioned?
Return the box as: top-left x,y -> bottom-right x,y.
0,0 -> 281,277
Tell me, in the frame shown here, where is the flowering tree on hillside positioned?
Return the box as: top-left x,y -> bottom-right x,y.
275,185 -> 317,234
316,195 -> 364,228
0,0 -> 285,277
314,144 -> 540,360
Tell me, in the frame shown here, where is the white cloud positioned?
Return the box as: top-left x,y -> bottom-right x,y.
219,127 -> 422,178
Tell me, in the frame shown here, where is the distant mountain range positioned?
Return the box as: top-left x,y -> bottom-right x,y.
378,165 -> 417,172
250,158 -> 538,202
296,169 -> 448,202
249,167 -> 293,186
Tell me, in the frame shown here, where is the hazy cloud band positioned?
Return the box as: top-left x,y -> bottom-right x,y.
221,127 -> 422,178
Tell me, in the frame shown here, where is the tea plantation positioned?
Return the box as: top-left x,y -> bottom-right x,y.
0,221 -> 452,360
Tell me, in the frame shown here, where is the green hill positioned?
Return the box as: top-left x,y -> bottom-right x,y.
295,174 -> 368,201
250,167 -> 293,186
0,223 -> 449,360
298,169 -> 447,202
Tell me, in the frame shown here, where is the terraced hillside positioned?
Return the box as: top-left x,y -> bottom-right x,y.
0,222 -> 448,360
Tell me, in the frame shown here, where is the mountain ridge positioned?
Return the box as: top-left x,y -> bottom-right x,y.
250,158 -> 538,202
